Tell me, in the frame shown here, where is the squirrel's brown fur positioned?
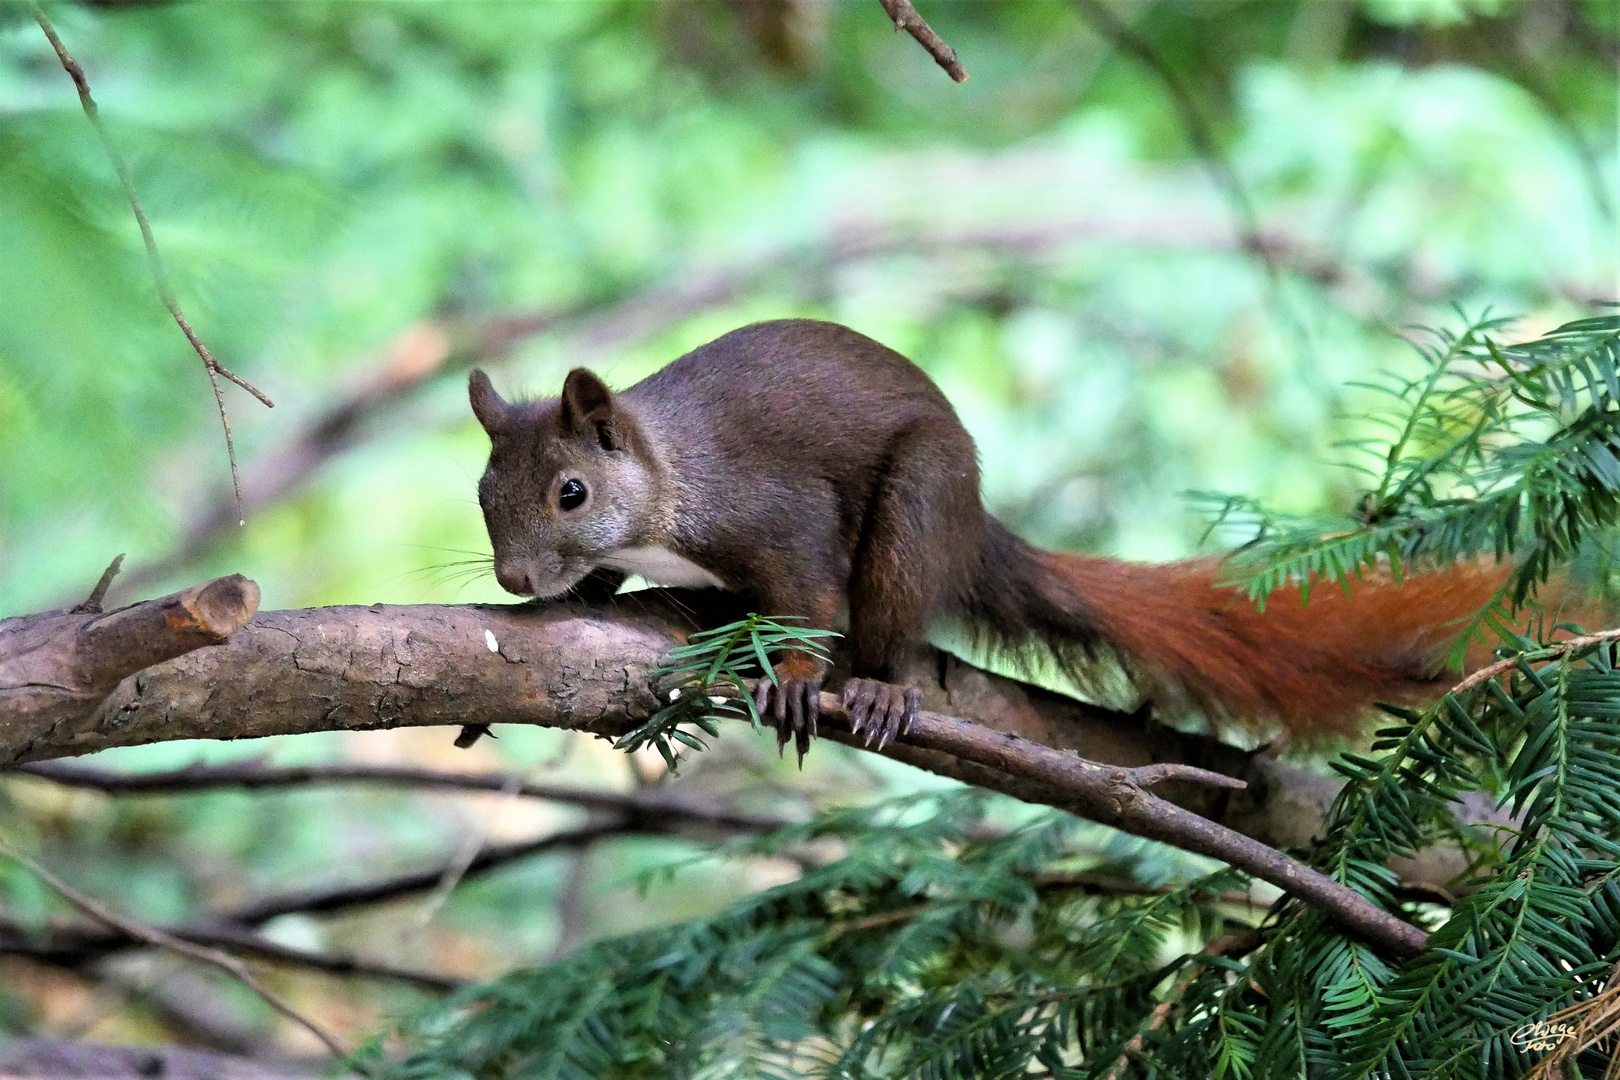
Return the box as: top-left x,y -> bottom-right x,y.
470,318 -> 1548,749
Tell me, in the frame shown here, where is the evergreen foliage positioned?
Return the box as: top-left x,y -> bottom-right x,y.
372,314 -> 1620,1078
612,615 -> 838,771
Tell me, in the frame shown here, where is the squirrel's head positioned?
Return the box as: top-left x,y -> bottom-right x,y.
469,367 -> 659,598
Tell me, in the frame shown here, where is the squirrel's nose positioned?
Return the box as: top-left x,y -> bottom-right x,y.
494,560 -> 537,596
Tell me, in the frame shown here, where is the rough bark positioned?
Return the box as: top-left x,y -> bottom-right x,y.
0,575 -> 259,757
0,582 -> 1461,898
0,588 -> 1292,830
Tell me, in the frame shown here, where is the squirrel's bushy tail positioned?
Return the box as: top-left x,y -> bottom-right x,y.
961,521 -> 1523,737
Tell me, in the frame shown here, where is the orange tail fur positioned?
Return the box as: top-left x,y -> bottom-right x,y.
961,520 -> 1582,737
1048,554 -> 1511,736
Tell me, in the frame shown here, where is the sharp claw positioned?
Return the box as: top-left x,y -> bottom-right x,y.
795,697 -> 811,766
877,691 -> 899,750
851,682 -> 880,744
902,689 -> 922,737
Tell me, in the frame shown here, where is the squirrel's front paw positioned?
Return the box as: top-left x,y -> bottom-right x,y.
755,662 -> 823,766
842,680 -> 922,750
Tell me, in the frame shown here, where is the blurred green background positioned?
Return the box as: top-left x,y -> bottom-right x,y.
0,0 -> 1614,1061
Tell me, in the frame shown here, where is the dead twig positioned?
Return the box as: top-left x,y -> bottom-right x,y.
814,691 -> 1427,957
222,820 -> 634,927
70,553 -> 124,614
0,843 -> 351,1059
28,2 -> 273,521
0,909 -> 465,993
1449,626 -> 1620,696
1069,0 -> 1271,280
877,0 -> 969,82
12,759 -> 787,833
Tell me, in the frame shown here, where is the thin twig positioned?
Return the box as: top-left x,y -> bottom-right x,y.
877,0 -> 969,82
0,909 -> 465,992
1070,0 -> 1273,281
222,820 -> 633,926
70,553 -> 124,614
0,842 -> 351,1059
12,759 -> 787,832
28,3 -> 273,521
1449,626 -> 1620,696
1120,762 -> 1248,790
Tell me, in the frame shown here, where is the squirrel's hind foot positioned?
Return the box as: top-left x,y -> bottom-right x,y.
843,680 -> 921,750
757,675 -> 822,767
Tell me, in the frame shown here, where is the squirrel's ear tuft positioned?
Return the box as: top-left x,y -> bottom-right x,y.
468,369 -> 512,436
559,368 -> 615,432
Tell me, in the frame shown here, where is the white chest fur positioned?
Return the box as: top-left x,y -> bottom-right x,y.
601,547 -> 729,590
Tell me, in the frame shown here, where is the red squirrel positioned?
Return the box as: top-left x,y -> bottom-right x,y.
468,318 -> 1508,756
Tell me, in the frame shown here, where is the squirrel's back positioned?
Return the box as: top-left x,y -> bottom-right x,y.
628,319 -> 955,455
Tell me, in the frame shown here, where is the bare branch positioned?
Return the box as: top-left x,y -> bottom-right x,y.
12,759 -> 788,833
1,581 -> 1423,955
27,2 -> 274,521
0,844 -> 350,1059
877,0 -> 969,82
71,554 -> 125,615
1070,0 -> 1273,279
224,820 -> 642,926
816,692 -> 1427,956
0,910 -> 465,993
1,574 -> 259,744
1116,761 -> 1250,790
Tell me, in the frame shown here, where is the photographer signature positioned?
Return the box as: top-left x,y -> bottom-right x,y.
1511,1019 -> 1577,1053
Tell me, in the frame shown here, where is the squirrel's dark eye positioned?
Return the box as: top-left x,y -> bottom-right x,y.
557,478 -> 588,512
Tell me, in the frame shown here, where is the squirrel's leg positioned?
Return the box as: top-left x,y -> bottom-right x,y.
753,582 -> 841,765
845,419 -> 983,748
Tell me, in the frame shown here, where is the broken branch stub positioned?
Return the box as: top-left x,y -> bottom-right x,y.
0,574 -> 260,751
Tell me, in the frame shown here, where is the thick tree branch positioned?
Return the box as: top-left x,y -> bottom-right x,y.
0,585 -> 1431,954
0,574 -> 259,747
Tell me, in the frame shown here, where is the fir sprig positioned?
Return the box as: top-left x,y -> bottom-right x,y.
1199,312 -> 1620,659
613,615 -> 839,770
